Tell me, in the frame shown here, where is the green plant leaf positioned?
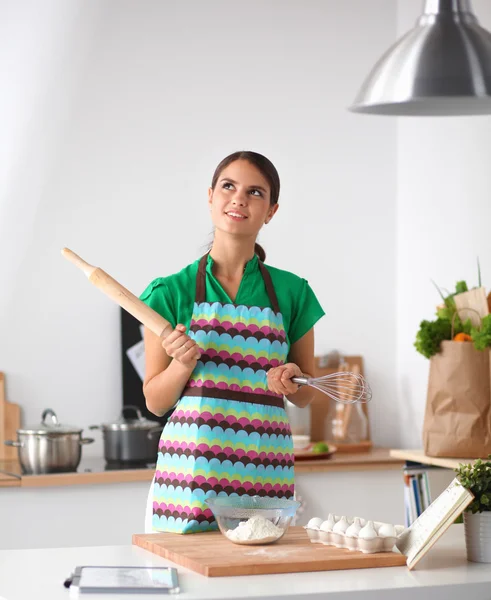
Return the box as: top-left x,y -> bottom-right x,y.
456,457 -> 491,513
431,279 -> 446,302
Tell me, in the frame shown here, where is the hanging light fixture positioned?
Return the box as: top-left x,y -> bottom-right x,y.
349,0 -> 491,116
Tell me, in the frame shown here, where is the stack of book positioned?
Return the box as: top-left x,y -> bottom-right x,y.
403,463 -> 433,526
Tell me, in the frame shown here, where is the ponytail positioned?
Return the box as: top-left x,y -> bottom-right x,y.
254,243 -> 266,262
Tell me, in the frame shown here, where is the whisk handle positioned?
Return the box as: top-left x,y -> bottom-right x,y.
291,376 -> 310,386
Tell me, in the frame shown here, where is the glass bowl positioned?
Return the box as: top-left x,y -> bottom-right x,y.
205,496 -> 301,545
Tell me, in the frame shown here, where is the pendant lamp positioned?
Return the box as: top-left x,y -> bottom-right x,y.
349,0 -> 491,116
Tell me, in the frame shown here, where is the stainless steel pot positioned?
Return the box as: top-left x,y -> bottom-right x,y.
90,405 -> 163,464
4,408 -> 94,474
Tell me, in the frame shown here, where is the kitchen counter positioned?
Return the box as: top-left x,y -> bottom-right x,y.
0,525 -> 490,600
0,457 -> 156,488
0,448 -> 404,488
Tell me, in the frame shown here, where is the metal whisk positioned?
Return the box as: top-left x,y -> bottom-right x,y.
292,371 -> 372,404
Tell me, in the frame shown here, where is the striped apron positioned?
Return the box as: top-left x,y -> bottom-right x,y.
151,255 -> 294,533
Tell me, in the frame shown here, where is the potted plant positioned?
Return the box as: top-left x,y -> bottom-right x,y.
455,456 -> 491,563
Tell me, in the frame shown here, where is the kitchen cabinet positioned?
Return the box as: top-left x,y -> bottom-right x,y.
0,449 -> 405,550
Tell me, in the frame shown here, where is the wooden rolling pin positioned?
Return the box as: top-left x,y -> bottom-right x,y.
61,248 -> 173,340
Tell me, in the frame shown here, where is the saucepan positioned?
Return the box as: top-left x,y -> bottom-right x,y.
4,408 -> 94,474
89,405 -> 163,464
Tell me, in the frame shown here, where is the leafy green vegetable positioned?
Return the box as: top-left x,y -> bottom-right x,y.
456,316 -> 472,335
471,314 -> 491,351
414,318 -> 452,359
432,279 -> 468,320
436,305 -> 454,320
416,272 -> 484,359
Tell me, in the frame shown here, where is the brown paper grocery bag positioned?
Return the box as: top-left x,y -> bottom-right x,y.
422,341 -> 491,458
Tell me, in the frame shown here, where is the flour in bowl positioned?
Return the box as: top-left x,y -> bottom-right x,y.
226,516 -> 284,542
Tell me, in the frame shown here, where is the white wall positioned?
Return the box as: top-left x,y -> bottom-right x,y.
396,0 -> 491,447
0,0 -> 399,453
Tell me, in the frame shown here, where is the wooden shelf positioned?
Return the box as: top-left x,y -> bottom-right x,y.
295,447 -> 403,473
389,449 -> 477,470
0,449 -> 404,488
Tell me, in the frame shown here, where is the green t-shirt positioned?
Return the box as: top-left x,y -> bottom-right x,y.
140,254 -> 325,347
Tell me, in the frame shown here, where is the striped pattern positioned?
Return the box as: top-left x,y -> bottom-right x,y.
152,396 -> 294,533
152,294 -> 293,534
188,302 -> 288,397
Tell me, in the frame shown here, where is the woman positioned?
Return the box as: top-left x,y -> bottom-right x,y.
140,151 -> 324,534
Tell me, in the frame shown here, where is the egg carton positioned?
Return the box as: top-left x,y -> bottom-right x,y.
304,514 -> 406,554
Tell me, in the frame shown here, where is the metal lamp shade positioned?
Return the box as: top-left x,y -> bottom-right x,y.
350,0 -> 491,116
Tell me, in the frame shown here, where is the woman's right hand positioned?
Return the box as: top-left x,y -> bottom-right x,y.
161,324 -> 201,368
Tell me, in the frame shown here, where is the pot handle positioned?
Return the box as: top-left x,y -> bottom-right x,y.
4,440 -> 23,447
147,426 -> 163,440
88,425 -> 100,430
121,405 -> 144,421
79,438 -> 95,445
42,408 -> 59,426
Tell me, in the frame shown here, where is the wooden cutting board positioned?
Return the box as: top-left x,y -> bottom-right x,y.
132,527 -> 407,577
0,373 -> 21,460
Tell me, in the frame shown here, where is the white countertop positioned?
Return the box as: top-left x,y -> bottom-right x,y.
0,525 -> 490,600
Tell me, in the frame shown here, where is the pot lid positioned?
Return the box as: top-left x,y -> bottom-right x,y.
99,406 -> 162,431
18,409 -> 83,435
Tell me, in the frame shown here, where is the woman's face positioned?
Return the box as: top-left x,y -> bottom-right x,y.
208,160 -> 278,240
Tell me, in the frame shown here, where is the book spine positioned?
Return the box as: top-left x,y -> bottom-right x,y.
422,471 -> 431,510
412,475 -> 422,517
417,473 -> 426,511
409,477 -> 417,523
403,480 -> 411,527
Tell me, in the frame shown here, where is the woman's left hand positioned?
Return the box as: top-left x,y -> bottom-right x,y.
267,363 -> 303,396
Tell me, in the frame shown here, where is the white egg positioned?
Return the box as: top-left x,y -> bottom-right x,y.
332,516 -> 349,534
378,523 -> 396,538
320,514 -> 336,532
345,517 -> 363,538
307,517 -> 323,530
359,520 -> 377,540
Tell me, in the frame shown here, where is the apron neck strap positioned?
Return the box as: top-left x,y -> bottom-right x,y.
195,254 -> 208,304
258,260 -> 281,314
195,253 -> 281,314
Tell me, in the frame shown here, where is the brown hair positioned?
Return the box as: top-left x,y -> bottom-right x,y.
210,151 -> 280,262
